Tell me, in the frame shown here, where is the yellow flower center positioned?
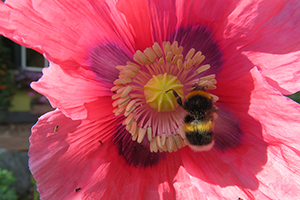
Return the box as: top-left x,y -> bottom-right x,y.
144,73 -> 183,112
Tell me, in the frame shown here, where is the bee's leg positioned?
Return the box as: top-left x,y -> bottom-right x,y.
166,89 -> 183,107
213,106 -> 219,112
211,107 -> 219,120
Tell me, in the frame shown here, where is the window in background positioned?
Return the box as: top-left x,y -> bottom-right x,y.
21,46 -> 48,72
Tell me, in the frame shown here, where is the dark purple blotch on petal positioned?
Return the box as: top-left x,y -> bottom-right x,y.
169,25 -> 223,75
113,122 -> 166,168
89,42 -> 133,86
213,108 -> 243,151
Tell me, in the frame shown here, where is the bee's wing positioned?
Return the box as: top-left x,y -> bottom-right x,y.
213,108 -> 242,151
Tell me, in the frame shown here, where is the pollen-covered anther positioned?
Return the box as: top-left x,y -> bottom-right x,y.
185,48 -> 195,60
166,136 -> 175,153
134,50 -> 151,65
195,64 -> 211,74
144,47 -> 158,63
137,128 -> 147,143
124,100 -> 136,116
149,134 -> 187,153
147,127 -> 152,142
126,62 -> 141,72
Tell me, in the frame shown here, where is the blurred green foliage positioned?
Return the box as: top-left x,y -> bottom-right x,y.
0,168 -> 18,200
31,176 -> 40,200
287,91 -> 300,104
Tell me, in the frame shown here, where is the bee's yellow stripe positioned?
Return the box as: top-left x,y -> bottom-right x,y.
184,121 -> 212,133
185,90 -> 211,100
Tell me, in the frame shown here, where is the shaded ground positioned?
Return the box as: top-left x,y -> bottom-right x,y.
0,103 -> 53,151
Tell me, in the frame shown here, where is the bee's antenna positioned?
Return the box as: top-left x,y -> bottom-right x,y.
166,89 -> 183,107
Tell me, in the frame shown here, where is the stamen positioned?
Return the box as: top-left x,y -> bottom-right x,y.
184,59 -> 193,69
111,85 -> 123,92
123,70 -> 137,78
113,105 -> 126,116
129,121 -> 137,136
126,62 -> 141,72
195,64 -> 211,74
150,139 -> 158,153
161,134 -> 166,146
176,125 -> 186,139
119,101 -> 129,110
116,87 -> 126,94
194,55 -> 206,67
177,59 -> 183,70
121,85 -> 132,98
199,74 -> 216,81
206,84 -> 217,90
124,113 -> 135,125
117,96 -> 130,107
152,42 -> 163,57
166,136 -> 174,153
173,135 -> 184,149
113,77 -> 132,84
209,93 -> 219,102
158,57 -> 165,65
147,127 -> 152,142
177,46 -> 183,55
144,47 -> 157,63
132,128 -> 138,141
171,55 -> 180,64
124,100 -> 136,116
111,40 -> 218,154
163,41 -> 171,56
137,128 -> 146,143
191,51 -> 202,65
185,48 -> 195,60
134,50 -> 151,65
156,135 -> 164,149
166,51 -> 173,63
116,65 -> 126,71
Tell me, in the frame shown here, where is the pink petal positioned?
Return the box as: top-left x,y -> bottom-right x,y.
225,0 -> 300,94
249,68 -> 300,198
29,109 -> 186,199
0,0 -> 135,68
180,68 -> 300,199
31,62 -> 111,120
29,109 -> 119,199
147,0 -> 177,45
116,0 -> 153,51
116,0 -> 236,51
175,0 -> 238,34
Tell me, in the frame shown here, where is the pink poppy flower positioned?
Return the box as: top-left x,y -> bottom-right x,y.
1,0 -> 300,199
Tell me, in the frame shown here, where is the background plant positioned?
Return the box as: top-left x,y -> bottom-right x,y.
0,168 -> 18,200
0,36 -> 15,108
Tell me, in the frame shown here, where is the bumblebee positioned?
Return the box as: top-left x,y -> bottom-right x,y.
167,86 -> 217,151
